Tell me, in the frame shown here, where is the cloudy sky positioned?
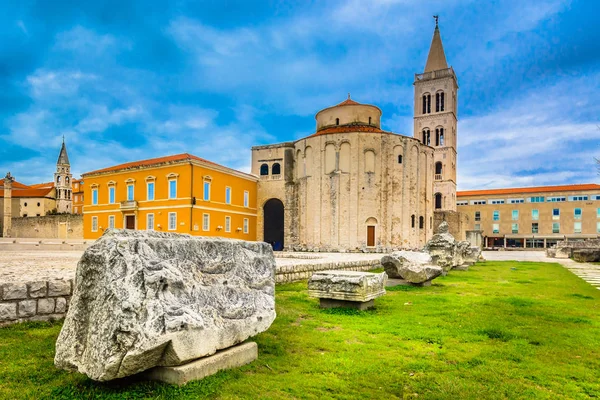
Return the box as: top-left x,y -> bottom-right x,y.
0,0 -> 598,190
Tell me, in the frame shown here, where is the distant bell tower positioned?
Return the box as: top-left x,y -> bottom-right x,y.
54,137 -> 73,213
413,16 -> 458,212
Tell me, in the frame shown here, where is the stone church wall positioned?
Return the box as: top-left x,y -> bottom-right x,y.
9,214 -> 83,239
433,210 -> 469,241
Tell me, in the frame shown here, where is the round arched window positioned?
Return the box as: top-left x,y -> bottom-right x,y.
24,202 -> 28,207
37,202 -> 40,207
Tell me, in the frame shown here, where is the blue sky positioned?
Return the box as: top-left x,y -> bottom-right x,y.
0,0 -> 598,190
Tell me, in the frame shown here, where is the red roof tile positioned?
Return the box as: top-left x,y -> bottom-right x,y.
457,184 -> 600,197
83,153 -> 254,178
309,125 -> 390,137
0,179 -> 32,189
29,182 -> 55,189
335,98 -> 361,106
0,187 -> 54,198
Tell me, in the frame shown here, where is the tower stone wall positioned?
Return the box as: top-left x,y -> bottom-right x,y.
413,22 -> 458,212
54,140 -> 73,214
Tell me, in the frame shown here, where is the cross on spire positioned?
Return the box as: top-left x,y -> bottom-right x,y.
434,15 -> 439,27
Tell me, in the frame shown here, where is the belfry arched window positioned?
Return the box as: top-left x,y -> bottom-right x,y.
272,163 -> 281,175
435,162 -> 443,175
66,176 -> 70,185
260,164 -> 269,176
422,94 -> 431,114
436,91 -> 445,112
57,176 -> 61,184
435,128 -> 444,146
422,129 -> 431,146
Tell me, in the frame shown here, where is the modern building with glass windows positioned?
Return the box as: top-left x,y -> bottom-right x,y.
82,153 -> 258,240
457,184 -> 600,248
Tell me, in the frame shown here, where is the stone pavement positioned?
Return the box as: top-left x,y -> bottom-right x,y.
0,250 -> 382,284
483,251 -> 600,290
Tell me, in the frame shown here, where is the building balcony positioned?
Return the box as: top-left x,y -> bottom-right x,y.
120,200 -> 138,211
260,174 -> 282,181
435,174 -> 442,181
415,67 -> 456,82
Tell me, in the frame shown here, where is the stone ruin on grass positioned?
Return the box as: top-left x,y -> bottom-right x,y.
547,239 -> 600,262
307,270 -> 387,310
55,229 -> 276,384
380,222 -> 483,286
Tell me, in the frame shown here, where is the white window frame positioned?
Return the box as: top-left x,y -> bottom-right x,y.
203,213 -> 210,231
147,181 -> 155,201
512,210 -> 519,220
597,221 -> 600,233
493,210 -> 499,221
574,222 -> 582,234
225,216 -> 231,232
574,208 -> 582,220
168,179 -> 177,199
168,212 -> 177,230
244,191 -> 249,207
127,184 -> 134,201
108,186 -> 116,204
492,223 -> 499,234
553,208 -> 560,220
243,218 -> 249,234
552,222 -> 560,233
225,187 -> 231,204
511,223 -> 518,234
203,181 -> 211,201
147,213 -> 154,230
108,215 -> 115,229
532,209 -> 539,221
91,216 -> 98,232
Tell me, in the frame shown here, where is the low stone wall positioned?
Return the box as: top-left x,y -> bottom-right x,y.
10,214 -> 83,239
276,260 -> 381,283
0,279 -> 72,326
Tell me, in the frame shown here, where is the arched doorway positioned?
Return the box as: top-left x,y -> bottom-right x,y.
263,198 -> 284,251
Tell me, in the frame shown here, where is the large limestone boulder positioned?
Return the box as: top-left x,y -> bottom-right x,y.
572,249 -> 600,263
55,229 -> 276,381
423,222 -> 458,272
381,251 -> 443,284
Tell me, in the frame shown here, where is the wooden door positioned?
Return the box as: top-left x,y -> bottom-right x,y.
125,215 -> 135,230
367,226 -> 375,247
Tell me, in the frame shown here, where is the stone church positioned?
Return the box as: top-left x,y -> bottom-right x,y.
251,22 -> 459,251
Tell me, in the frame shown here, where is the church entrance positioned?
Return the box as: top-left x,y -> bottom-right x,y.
125,215 -> 135,230
263,199 -> 284,251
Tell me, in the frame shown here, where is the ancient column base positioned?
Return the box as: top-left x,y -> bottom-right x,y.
143,342 -> 258,385
319,298 -> 375,310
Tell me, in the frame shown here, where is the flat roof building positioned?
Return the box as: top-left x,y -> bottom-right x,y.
457,184 -> 600,248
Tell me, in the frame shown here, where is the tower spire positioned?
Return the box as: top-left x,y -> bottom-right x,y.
424,17 -> 448,73
57,138 -> 70,165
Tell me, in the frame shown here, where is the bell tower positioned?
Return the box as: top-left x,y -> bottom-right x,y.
413,16 -> 458,211
54,137 -> 73,213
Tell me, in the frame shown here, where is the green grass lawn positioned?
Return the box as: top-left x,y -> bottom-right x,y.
2,261 -> 600,399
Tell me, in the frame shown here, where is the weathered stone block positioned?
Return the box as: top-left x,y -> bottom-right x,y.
48,280 -> 71,297
381,251 -> 443,284
2,283 -> 28,300
55,297 -> 68,313
0,303 -> 18,321
144,342 -> 258,385
18,299 -> 37,317
37,298 -> 56,314
28,281 -> 47,298
307,270 -> 386,303
572,249 -> 600,263
55,230 -> 276,381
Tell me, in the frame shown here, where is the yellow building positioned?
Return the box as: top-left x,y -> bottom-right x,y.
457,184 -> 600,248
82,153 -> 258,240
